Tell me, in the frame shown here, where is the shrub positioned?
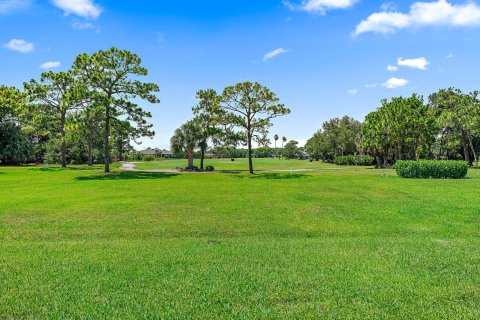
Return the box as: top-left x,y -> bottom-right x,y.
143,155 -> 156,162
395,160 -> 468,179
334,155 -> 375,166
206,165 -> 215,172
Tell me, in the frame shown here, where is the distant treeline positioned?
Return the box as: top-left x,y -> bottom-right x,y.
305,89 -> 480,166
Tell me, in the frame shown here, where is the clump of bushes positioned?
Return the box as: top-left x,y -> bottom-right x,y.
334,155 -> 375,166
143,155 -> 156,162
206,165 -> 215,172
395,160 -> 468,179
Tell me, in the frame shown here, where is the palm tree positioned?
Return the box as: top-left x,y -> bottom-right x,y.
274,134 -> 279,158
282,136 -> 287,159
170,120 -> 202,169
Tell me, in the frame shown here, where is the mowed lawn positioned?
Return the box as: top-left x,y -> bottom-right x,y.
1,160 -> 480,319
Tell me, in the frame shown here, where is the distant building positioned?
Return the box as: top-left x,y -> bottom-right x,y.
139,148 -> 156,156
159,149 -> 175,158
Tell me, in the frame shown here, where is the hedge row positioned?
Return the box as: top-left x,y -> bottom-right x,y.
334,155 -> 375,166
395,160 -> 468,179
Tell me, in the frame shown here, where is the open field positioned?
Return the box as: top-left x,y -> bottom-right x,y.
135,158 -> 344,171
1,159 -> 480,319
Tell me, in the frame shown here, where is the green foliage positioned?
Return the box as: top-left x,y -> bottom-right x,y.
334,155 -> 374,166
362,94 -> 437,165
205,165 -> 215,171
305,116 -> 361,162
395,160 -> 468,179
73,47 -> 160,172
283,140 -> 299,159
143,155 -> 156,162
252,146 -> 272,158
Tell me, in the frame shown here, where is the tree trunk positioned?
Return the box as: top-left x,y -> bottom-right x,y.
467,134 -> 478,166
200,146 -> 205,170
187,148 -> 194,168
87,131 -> 93,166
104,104 -> 111,173
60,112 -> 67,168
247,135 -> 253,174
461,129 -> 471,165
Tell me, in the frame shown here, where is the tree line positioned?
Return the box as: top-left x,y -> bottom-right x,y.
305,89 -> 480,166
0,47 -> 159,172
1,47 -> 292,174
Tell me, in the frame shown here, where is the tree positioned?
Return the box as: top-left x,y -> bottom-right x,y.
306,116 -> 362,162
362,94 -> 436,165
24,71 -> 82,168
429,88 -> 480,165
274,134 -> 279,149
0,86 -> 33,164
221,82 -> 290,173
192,89 -> 222,169
72,47 -> 160,173
283,140 -> 299,159
170,120 -> 202,169
281,136 -> 287,159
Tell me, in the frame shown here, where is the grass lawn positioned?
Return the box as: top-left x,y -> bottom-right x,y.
134,157 -> 350,171
1,159 -> 479,319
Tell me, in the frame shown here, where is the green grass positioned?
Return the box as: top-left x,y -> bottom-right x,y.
135,158 -> 344,171
1,160 -> 480,319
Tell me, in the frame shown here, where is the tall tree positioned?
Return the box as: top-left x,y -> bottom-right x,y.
192,89 -> 222,169
429,88 -> 480,165
72,47 -> 160,173
24,71 -> 82,167
221,82 -> 290,173
170,120 -> 202,169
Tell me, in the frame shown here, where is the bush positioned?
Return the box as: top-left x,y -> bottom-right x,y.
206,165 -> 215,172
395,160 -> 468,179
143,155 -> 156,162
334,155 -> 375,166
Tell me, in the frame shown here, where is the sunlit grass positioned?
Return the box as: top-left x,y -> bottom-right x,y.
1,160 -> 479,319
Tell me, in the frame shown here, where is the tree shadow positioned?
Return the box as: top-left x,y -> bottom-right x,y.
75,171 -> 180,181
232,173 -> 311,180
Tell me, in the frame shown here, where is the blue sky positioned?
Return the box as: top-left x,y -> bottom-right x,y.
2,0 -> 480,149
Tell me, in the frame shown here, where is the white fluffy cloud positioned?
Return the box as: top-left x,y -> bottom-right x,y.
387,65 -> 398,72
52,0 -> 101,19
398,57 -> 429,70
0,0 -> 31,13
355,0 -> 480,35
4,39 -> 34,53
39,61 -> 61,69
263,48 -> 288,61
285,0 -> 357,14
382,77 -> 409,89
347,89 -> 358,95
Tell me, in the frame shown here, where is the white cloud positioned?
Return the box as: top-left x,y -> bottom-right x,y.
0,0 -> 31,13
285,0 -> 357,15
52,0 -> 101,19
72,20 -> 95,30
397,57 -> 429,70
382,77 -> 409,89
387,65 -> 398,72
347,89 -> 358,95
447,53 -> 455,58
263,48 -> 288,61
355,0 -> 480,35
4,39 -> 34,53
39,61 -> 61,69
365,83 -> 378,88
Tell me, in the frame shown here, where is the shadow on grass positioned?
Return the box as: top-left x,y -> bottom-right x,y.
232,173 -> 311,180
75,171 -> 180,181
30,166 -> 104,172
